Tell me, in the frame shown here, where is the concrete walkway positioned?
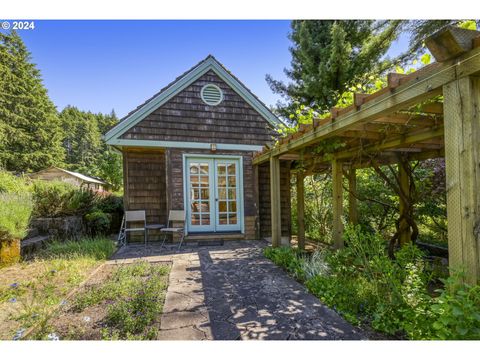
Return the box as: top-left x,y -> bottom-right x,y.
110,241 -> 365,340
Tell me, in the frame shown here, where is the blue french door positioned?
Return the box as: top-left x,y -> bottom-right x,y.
186,157 -> 241,233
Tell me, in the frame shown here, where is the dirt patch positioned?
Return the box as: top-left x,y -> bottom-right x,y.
32,261 -> 171,340
0,258 -> 100,339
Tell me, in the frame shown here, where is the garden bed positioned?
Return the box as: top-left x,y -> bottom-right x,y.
264,226 -> 480,340
30,260 -> 170,340
0,237 -> 116,340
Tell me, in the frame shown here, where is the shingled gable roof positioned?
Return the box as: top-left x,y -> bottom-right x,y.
104,55 -> 284,143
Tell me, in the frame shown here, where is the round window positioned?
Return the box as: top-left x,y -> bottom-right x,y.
201,84 -> 224,106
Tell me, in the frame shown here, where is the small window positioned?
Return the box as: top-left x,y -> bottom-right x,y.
201,84 -> 223,106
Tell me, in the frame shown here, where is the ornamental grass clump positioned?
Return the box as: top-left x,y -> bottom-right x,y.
0,193 -> 33,241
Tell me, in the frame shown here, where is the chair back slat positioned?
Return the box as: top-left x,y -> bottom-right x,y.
125,210 -> 146,222
168,210 -> 185,223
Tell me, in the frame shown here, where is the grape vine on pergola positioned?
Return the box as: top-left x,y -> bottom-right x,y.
253,26 -> 480,284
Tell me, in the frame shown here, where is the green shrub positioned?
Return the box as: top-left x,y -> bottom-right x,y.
0,170 -> 31,194
67,188 -> 100,215
96,193 -> 123,214
0,193 -> 33,241
262,226 -> 478,339
32,180 -> 77,217
264,247 -> 306,281
84,210 -> 111,236
429,275 -> 480,339
32,180 -> 105,218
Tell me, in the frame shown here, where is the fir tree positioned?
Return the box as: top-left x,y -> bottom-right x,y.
0,31 -> 65,172
266,20 -> 403,117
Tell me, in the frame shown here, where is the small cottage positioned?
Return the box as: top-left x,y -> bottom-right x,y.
104,55 -> 292,241
30,166 -> 109,191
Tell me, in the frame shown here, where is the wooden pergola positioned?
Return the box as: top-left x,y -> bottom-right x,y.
253,26 -> 480,284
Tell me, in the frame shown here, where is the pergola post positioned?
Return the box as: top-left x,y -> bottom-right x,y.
332,159 -> 344,249
296,170 -> 305,251
270,155 -> 281,248
348,167 -> 358,225
398,160 -> 411,246
443,75 -> 480,284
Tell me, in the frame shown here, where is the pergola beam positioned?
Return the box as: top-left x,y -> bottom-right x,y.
254,44 -> 480,166
333,126 -> 444,162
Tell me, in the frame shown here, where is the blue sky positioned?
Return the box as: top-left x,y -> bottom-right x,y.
9,20 -> 409,118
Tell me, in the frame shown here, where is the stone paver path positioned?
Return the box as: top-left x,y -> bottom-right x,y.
110,241 -> 365,340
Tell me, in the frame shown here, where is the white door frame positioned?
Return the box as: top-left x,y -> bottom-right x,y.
182,154 -> 244,235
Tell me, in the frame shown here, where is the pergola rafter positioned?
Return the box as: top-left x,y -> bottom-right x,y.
254,26 -> 480,284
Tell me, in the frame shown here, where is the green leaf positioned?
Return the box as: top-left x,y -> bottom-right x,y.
421,53 -> 431,65
452,306 -> 463,317
455,325 -> 468,336
459,20 -> 477,31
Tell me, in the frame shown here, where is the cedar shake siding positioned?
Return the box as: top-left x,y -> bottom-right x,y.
258,161 -> 291,239
121,71 -> 275,145
123,150 -> 167,226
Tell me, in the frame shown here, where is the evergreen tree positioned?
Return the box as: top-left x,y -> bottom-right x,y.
59,106 -> 102,173
266,20 -> 403,117
0,31 -> 64,172
59,106 -> 123,190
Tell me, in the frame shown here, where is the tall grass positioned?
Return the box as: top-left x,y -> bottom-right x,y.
38,237 -> 116,260
0,170 -> 33,241
0,193 -> 33,241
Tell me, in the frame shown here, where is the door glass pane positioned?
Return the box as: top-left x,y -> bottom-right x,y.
228,189 -> 236,200
191,213 -> 200,225
190,165 -> 199,174
199,176 -> 209,187
228,176 -> 236,187
218,176 -> 226,187
218,164 -> 226,175
201,201 -> 210,212
218,188 -> 226,200
219,201 -> 227,212
200,164 -> 209,174
228,213 -> 237,224
192,188 -> 200,200
200,188 -> 209,199
201,213 -> 210,225
227,163 -> 236,175
219,213 -> 228,225
191,201 -> 200,213
228,201 -> 237,212
190,175 -> 199,185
